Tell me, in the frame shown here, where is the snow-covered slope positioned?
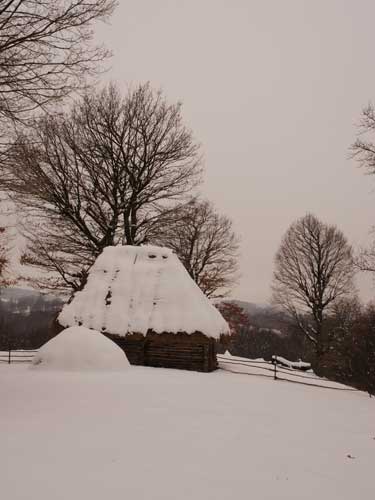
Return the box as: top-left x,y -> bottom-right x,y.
0,364 -> 373,500
32,326 -> 130,371
59,245 -> 229,338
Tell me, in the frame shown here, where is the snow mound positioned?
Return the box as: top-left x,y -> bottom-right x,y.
59,245 -> 229,339
273,355 -> 311,370
32,326 -> 130,371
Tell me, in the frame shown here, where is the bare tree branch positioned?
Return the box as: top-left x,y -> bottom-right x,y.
0,0 -> 117,137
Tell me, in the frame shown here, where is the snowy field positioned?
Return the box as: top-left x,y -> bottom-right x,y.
1,363 -> 374,500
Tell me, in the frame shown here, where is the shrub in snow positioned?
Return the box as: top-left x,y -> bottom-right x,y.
32,326 -> 130,371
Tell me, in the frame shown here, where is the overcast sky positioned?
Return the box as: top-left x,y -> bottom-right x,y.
96,0 -> 375,303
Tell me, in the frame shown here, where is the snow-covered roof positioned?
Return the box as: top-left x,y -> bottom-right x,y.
58,245 -> 229,339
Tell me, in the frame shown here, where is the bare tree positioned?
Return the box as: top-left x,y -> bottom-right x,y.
1,83 -> 202,291
0,226 -> 7,283
350,103 -> 375,274
355,242 -> 375,274
0,0 -> 116,135
272,214 -> 355,359
0,198 -> 15,286
351,103 -> 375,173
152,198 -> 239,297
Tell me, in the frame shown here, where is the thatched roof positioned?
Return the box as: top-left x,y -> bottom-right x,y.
59,245 -> 229,339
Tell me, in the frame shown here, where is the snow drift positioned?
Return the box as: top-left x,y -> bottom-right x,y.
32,326 -> 130,371
58,245 -> 229,339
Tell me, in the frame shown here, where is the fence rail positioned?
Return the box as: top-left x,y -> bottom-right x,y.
0,350 -> 37,364
217,354 -> 358,391
0,350 -> 359,392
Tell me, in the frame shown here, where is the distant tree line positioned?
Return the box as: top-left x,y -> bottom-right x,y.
216,300 -> 375,395
1,78 -> 239,298
0,290 -> 63,350
216,301 -> 315,363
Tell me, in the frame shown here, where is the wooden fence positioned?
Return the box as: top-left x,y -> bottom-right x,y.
0,349 -> 359,392
217,354 -> 358,391
0,350 -> 37,364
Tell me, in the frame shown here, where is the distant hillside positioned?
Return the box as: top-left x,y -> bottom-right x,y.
0,287 -> 64,349
215,299 -> 314,362
0,287 -> 64,312
219,299 -> 288,335
228,300 -> 272,315
1,287 -> 48,301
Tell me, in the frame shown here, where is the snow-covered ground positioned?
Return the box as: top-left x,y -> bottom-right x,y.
1,364 -> 374,500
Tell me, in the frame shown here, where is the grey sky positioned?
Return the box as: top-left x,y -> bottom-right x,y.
96,0 -> 375,303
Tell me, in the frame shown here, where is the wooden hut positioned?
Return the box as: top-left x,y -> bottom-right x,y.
58,245 -> 229,372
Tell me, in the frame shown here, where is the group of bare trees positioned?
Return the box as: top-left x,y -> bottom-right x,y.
265,210 -> 375,391
0,1 -> 239,297
317,297 -> 375,393
0,0 -> 116,282
1,82 -> 238,295
269,102 -> 375,381
2,83 -> 201,289
3,3 -> 373,381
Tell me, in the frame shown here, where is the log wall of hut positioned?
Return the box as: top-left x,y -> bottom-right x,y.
105,331 -> 218,373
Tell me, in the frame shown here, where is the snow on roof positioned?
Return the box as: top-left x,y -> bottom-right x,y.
58,245 -> 229,339
32,326 -> 130,371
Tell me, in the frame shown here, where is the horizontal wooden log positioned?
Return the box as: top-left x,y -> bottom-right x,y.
145,349 -> 204,355
149,350 -> 213,357
146,346 -> 204,351
104,331 -> 217,372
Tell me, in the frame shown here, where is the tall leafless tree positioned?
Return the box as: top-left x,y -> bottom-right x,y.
272,214 -> 355,359
0,0 -> 116,138
351,103 -> 375,173
1,83 -> 202,291
351,103 -> 375,275
152,198 -> 239,297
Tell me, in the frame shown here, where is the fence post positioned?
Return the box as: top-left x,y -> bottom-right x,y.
8,349 -> 11,364
273,355 -> 277,380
